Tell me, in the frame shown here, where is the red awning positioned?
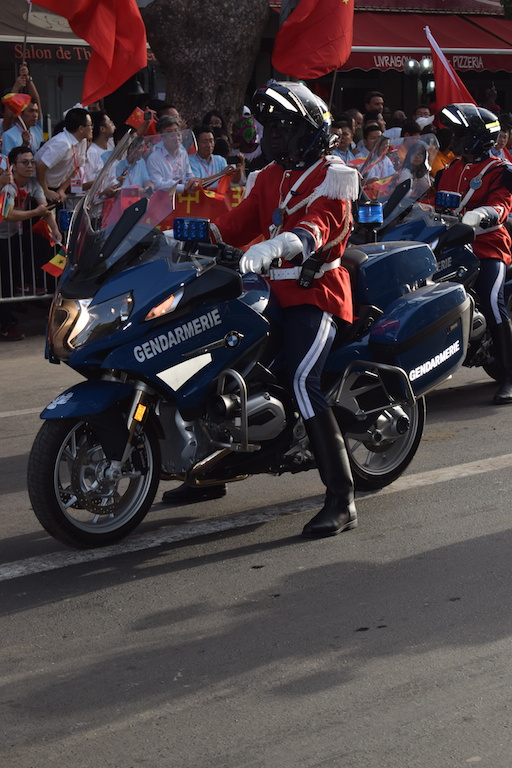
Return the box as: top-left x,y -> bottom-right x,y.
343,12 -> 512,72
470,14 -> 512,47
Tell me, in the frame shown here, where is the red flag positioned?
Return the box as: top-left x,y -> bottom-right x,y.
34,0 -> 148,106
32,218 -> 57,246
125,107 -> 146,129
0,190 -> 12,223
272,0 -> 354,79
1,93 -> 32,117
145,118 -> 158,136
216,174 -> 231,196
425,26 -> 475,111
125,107 -> 157,135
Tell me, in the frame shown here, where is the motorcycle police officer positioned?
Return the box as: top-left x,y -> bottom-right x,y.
163,80 -> 360,538
436,103 -> 512,404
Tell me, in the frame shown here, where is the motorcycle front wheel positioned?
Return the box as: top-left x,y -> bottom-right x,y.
27,418 -> 160,549
340,396 -> 426,492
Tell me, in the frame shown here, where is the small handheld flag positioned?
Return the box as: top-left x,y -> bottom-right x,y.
1,92 -> 32,117
0,190 -> 12,223
41,248 -> 67,278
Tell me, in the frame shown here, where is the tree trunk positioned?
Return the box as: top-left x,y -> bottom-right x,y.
142,0 -> 270,128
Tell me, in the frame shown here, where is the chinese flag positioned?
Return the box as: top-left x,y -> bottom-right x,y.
125,107 -> 146,129
272,0 -> 354,79
425,26 -> 475,110
34,0 -> 148,106
1,93 -> 32,117
125,107 -> 157,135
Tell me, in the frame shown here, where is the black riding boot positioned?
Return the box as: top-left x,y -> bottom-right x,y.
490,321 -> 512,404
302,408 -> 358,538
162,483 -> 227,504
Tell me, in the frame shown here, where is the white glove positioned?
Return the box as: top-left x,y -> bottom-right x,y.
239,232 -> 303,275
462,208 -> 489,228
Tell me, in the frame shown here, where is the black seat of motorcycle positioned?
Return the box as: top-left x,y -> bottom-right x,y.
181,265 -> 243,308
342,247 -> 368,290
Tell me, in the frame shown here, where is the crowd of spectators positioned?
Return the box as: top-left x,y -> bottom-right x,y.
1,66 -> 510,341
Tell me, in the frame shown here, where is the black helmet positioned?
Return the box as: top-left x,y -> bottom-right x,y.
252,79 -> 332,168
439,103 -> 501,157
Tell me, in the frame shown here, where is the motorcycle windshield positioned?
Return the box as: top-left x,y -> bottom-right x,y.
65,129 -> 214,285
349,133 -> 440,228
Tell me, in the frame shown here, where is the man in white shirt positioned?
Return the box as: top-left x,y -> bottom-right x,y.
84,110 -> 116,189
35,108 -> 92,203
189,127 -> 244,188
146,116 -> 198,194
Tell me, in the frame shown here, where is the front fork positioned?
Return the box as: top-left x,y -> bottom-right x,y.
91,381 -> 154,481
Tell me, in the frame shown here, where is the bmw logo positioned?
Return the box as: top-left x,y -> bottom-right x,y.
225,331 -> 243,348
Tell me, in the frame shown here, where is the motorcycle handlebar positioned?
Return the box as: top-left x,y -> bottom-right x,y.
215,243 -> 245,269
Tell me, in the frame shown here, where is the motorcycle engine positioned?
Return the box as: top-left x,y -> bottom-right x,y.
158,393 -> 288,476
206,391 -> 287,443
159,404 -> 213,476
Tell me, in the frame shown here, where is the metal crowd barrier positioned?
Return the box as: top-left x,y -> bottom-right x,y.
0,204 -> 76,303
0,226 -> 59,302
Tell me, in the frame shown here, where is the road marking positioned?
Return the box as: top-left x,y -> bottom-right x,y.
2,452 -> 512,583
0,407 -> 41,419
377,452 -> 512,494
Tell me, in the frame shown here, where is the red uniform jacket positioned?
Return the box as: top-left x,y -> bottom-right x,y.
212,157 -> 359,324
436,157 -> 512,265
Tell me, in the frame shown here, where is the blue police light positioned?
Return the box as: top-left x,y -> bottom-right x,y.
173,217 -> 210,242
358,202 -> 384,226
435,191 -> 461,210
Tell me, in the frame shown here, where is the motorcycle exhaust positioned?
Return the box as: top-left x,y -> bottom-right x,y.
185,447 -> 248,487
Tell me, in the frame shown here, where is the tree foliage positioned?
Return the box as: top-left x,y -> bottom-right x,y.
142,0 -> 270,127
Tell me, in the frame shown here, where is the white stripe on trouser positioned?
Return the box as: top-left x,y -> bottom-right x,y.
292,310 -> 332,420
491,260 -> 506,325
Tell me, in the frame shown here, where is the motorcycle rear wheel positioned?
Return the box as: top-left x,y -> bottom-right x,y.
482,353 -> 502,382
482,295 -> 512,381
27,418 -> 160,549
341,396 -> 426,491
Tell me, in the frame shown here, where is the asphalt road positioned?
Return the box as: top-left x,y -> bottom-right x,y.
2,333 -> 512,767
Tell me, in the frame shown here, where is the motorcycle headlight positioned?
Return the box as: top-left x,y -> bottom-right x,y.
50,292 -> 134,359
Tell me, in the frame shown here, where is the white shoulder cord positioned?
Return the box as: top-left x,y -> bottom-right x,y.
455,159 -> 501,213
269,158 -> 324,238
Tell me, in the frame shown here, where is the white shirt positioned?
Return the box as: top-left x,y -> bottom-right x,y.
34,128 -> 87,188
383,127 -> 402,140
146,143 -> 193,193
84,142 -> 107,183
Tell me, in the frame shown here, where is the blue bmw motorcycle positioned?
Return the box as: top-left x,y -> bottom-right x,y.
28,131 -> 472,548
353,133 -> 512,382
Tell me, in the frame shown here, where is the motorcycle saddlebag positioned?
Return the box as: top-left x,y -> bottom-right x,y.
369,282 -> 471,396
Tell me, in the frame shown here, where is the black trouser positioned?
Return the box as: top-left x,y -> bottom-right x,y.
282,304 -> 337,420
474,258 -> 508,329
